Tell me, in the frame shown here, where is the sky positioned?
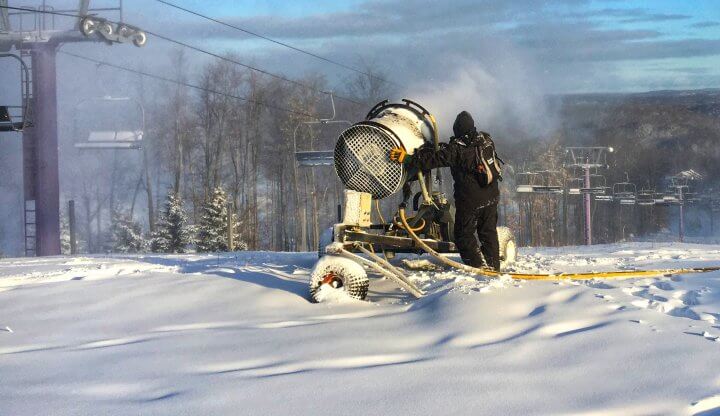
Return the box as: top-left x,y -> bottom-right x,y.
3,0 -> 720,94
108,0 -> 720,94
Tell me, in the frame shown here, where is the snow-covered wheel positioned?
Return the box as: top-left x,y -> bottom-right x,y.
309,256 -> 369,303
497,226 -> 516,270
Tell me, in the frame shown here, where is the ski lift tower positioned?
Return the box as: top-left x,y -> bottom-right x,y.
564,146 -> 613,245
0,0 -> 146,256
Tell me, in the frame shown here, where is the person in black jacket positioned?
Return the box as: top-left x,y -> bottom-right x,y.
389,111 -> 502,271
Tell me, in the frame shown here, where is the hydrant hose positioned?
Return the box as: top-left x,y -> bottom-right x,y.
398,207 -> 720,281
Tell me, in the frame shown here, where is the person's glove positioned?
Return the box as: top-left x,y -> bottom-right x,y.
389,147 -> 408,163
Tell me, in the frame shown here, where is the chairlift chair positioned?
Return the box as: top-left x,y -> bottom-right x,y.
684,192 -> 700,204
0,106 -> 25,132
663,181 -> 689,206
660,192 -> 683,205
0,53 -> 31,132
594,192 -> 614,202
515,169 -> 564,194
661,170 -> 705,206
666,172 -> 702,194
613,180 -> 637,206
515,171 -> 541,193
567,174 -> 610,199
73,96 -> 145,150
532,170 -> 564,194
293,92 -> 352,167
566,177 -> 583,196
637,188 -> 656,206
593,183 -> 614,201
653,192 -> 670,205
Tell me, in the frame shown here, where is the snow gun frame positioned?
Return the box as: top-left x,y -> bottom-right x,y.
301,101 -> 720,304
299,99 -> 516,302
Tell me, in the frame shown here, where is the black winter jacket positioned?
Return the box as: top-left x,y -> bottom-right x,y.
407,130 -> 500,208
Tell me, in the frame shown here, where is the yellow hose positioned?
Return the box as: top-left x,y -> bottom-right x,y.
395,217 -> 426,233
398,208 -> 720,281
427,114 -> 439,150
374,199 -> 386,224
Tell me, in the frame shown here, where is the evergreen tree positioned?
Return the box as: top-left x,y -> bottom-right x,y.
196,187 -> 231,252
151,193 -> 193,253
110,213 -> 146,253
60,212 -> 71,255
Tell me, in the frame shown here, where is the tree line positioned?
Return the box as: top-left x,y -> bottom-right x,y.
61,50 -> 390,254
59,54 -> 720,254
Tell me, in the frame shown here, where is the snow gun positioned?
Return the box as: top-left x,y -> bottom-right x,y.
301,99 -> 720,302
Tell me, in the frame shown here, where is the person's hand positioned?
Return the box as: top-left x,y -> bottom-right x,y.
389,147 -> 407,163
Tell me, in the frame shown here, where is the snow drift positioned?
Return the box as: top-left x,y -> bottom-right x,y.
1,244 -> 720,415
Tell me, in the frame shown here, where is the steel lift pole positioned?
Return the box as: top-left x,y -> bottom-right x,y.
27,44 -> 60,255
583,158 -> 592,245
678,186 -> 685,243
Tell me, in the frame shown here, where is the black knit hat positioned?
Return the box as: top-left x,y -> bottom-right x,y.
453,111 -> 475,137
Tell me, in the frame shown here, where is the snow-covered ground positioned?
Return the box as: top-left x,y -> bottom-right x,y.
2,243 -> 720,415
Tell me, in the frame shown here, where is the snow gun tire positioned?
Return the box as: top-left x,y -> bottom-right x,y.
497,226 -> 516,269
309,256 -> 369,303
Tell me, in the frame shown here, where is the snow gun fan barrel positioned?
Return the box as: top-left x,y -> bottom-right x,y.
334,99 -> 437,199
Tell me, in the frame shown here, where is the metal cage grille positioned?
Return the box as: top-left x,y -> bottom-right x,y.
334,123 -> 405,199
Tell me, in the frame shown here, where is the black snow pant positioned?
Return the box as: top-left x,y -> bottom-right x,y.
453,202 -> 500,271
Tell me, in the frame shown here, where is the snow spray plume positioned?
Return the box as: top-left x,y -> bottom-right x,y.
409,54 -> 557,142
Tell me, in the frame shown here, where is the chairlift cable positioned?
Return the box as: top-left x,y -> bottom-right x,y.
0,5 -> 364,107
59,50 -> 318,118
142,29 -> 364,106
153,0 -> 400,88
0,5 -> 79,18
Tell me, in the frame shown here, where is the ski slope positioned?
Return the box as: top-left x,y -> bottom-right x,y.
1,243 -> 720,415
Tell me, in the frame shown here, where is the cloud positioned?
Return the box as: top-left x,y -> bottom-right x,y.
153,0 -> 591,40
565,8 -> 691,23
123,0 -> 720,94
506,22 -> 720,62
646,66 -> 710,74
619,13 -> 691,24
147,0 -> 720,67
691,21 -> 720,29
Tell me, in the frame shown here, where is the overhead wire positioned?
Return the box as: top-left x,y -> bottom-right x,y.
58,50 -> 318,118
141,28 -> 363,106
0,5 -> 364,107
153,0 -> 399,88
0,4 -> 81,18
